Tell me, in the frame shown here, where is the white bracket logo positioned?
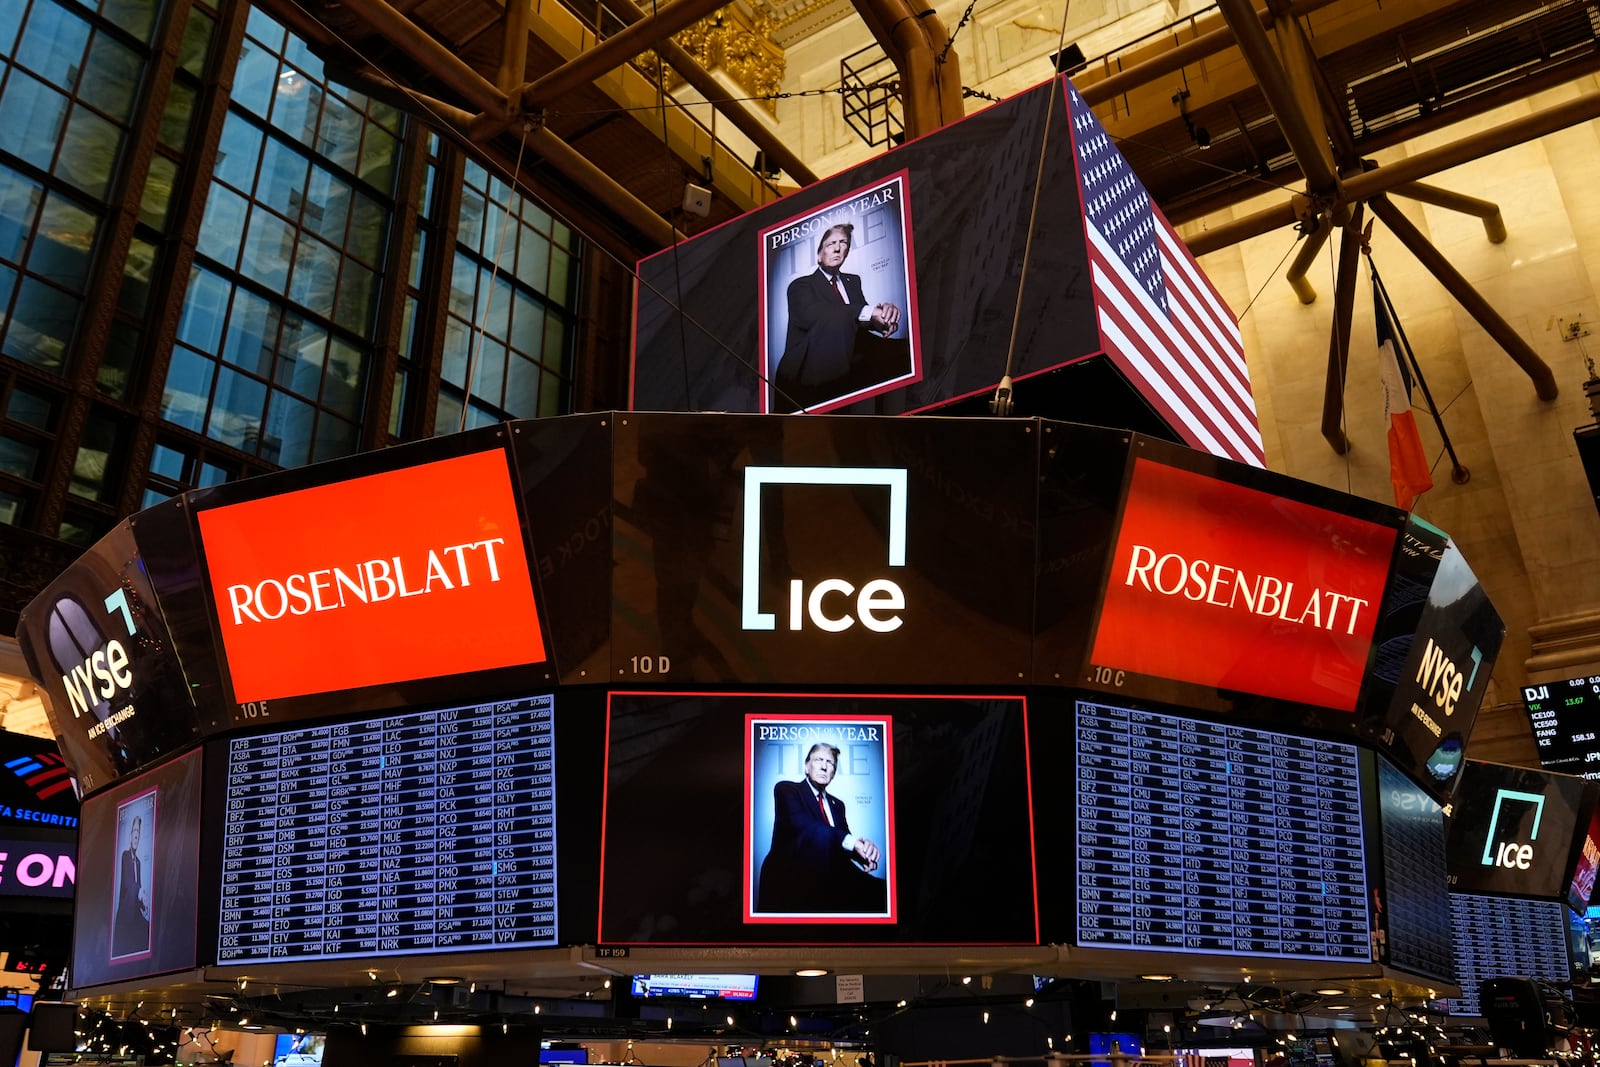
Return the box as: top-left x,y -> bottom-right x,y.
1482,787 -> 1545,869
741,466 -> 908,632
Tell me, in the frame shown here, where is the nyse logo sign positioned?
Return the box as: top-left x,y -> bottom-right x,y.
1482,788 -> 1546,870
1415,637 -> 1484,718
741,466 -> 908,633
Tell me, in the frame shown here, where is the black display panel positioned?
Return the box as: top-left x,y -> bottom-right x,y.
1376,756 -> 1454,982
1524,675 -> 1600,779
17,521 -> 210,793
216,693 -> 561,963
1446,760 -> 1588,900
1074,699 -> 1370,961
1358,518 -> 1503,805
599,692 -> 1037,944
72,748 -> 203,988
1446,893 -> 1570,1016
610,413 -> 1037,686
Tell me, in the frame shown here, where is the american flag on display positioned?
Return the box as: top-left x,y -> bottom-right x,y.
1066,82 -> 1266,466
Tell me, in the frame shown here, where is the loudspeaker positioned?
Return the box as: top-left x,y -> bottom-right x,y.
1051,44 -> 1086,73
28,1001 -> 78,1053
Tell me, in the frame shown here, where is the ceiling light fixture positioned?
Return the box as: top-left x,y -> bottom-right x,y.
796,969 -> 828,978
426,977 -> 464,986
1315,988 -> 1346,996
1140,974 -> 1173,982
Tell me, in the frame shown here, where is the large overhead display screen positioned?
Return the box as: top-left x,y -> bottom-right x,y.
1086,457 -> 1396,714
600,692 -> 1036,944
217,693 -> 558,963
1523,675 -> 1600,779
1446,894 -> 1570,1016
1075,700 -> 1370,961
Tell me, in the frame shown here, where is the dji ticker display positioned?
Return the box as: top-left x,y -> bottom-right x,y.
1525,676 -> 1600,779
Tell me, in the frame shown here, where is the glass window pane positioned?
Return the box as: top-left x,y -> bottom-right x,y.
81,33 -> 141,123
317,93 -> 362,173
333,258 -> 374,336
16,0 -> 90,87
0,436 -> 42,480
141,486 -> 172,509
0,71 -> 70,171
32,194 -> 96,290
284,35 -> 323,82
177,268 -> 228,352
197,183 -> 248,268
140,155 -> 176,228
0,489 -> 24,526
231,39 -> 277,118
158,81 -> 196,152
539,367 -> 563,417
70,417 -> 119,501
312,413 -> 356,463
118,237 -> 157,315
322,338 -> 363,418
178,7 -> 214,77
198,460 -> 228,487
457,189 -> 484,251
0,8 -> 22,56
2,278 -> 77,372
302,166 -> 351,245
543,315 -> 566,365
214,113 -> 263,193
347,189 -> 385,263
440,317 -> 470,387
0,263 -> 14,326
473,336 -> 507,408
160,346 -> 214,431
98,320 -> 139,400
206,366 -> 266,451
506,353 -> 539,415
274,313 -> 326,396
516,226 -> 549,292
7,386 -> 54,429
397,294 -> 417,359
56,105 -> 122,199
222,288 -> 280,376
240,209 -> 294,290
270,69 -> 322,146
407,231 -> 425,288
244,8 -> 287,56
261,390 -> 312,467
356,124 -> 398,193
511,290 -> 542,356
148,443 -> 185,480
388,367 -> 408,437
434,392 -> 461,437
101,0 -> 157,43
547,248 -> 572,308
287,234 -> 338,319
0,167 -> 42,262
256,136 -> 309,217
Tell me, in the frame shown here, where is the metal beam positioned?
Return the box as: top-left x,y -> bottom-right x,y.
1366,193 -> 1557,401
1183,197 -> 1304,258
1390,181 -> 1505,243
1321,204 -> 1363,454
520,0 -> 731,109
1342,90 -> 1600,202
498,0 -> 531,94
333,0 -> 507,117
1214,0 -> 1339,198
1284,214 -> 1330,304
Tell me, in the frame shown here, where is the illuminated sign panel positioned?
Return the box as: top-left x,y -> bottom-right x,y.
197,450 -> 546,703
1447,760 -> 1588,900
1088,459 -> 1396,711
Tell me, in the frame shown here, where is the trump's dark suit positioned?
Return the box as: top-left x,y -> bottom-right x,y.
756,778 -> 887,914
774,269 -> 869,411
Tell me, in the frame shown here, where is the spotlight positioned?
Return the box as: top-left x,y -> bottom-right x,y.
984,1012 -> 991,1024
361,1023 -> 368,1036
387,987 -> 400,998
962,976 -> 972,986
1026,998 -> 1035,1008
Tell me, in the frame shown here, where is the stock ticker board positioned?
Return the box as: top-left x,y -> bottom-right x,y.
1524,676 -> 1600,780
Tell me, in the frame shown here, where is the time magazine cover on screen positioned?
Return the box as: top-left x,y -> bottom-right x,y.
745,713 -> 895,923
758,173 -> 918,414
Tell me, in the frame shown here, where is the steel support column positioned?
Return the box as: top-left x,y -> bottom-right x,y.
1367,193 -> 1557,400
1321,204 -> 1364,454
1284,214 -> 1331,304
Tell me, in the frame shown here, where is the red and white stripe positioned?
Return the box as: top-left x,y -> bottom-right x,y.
1085,217 -> 1265,467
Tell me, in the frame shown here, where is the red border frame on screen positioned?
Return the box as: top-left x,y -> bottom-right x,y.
741,712 -> 897,925
753,169 -> 922,414
108,786 -> 157,965
596,690 -> 1040,946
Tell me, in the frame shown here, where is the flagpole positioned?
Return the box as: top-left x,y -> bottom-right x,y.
1367,256 -> 1471,486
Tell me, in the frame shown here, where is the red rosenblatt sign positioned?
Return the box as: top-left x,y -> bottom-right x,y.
1089,459 -> 1397,711
197,449 -> 546,703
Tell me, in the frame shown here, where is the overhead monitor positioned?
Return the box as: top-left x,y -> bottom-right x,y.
1074,698 -> 1370,962
1445,893 -> 1570,1016
1446,760 -> 1590,900
1523,675 -> 1600,779
71,749 -> 204,988
628,974 -> 759,1000
215,692 -> 563,964
600,692 -> 1036,944
1375,756 -> 1453,983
